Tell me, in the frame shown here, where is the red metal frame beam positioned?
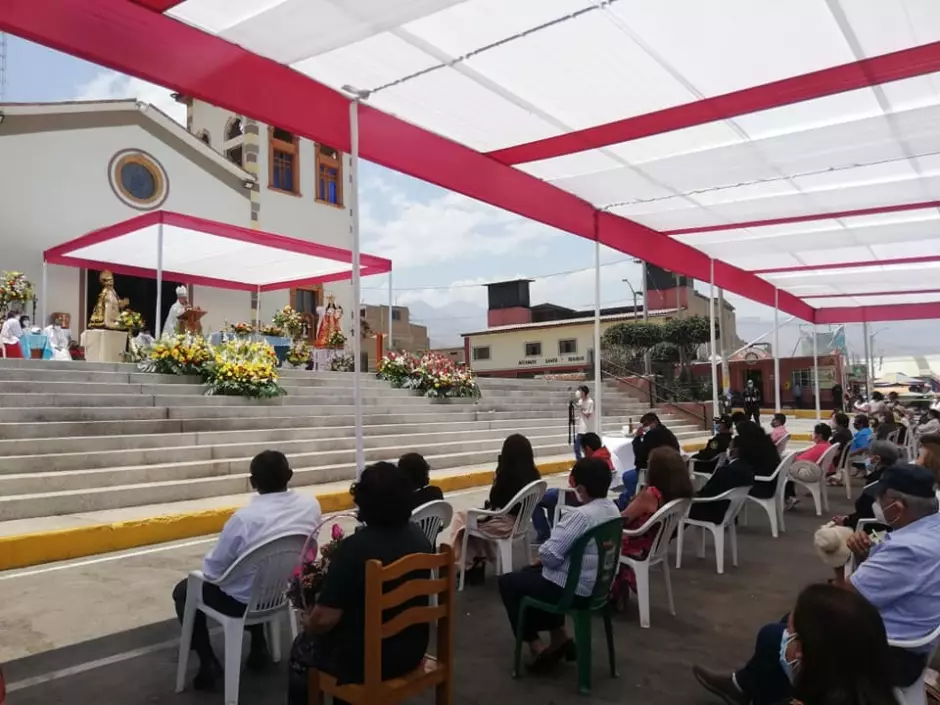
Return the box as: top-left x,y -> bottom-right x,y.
130,0 -> 185,11
662,200 -> 940,236
816,302 -> 940,324
0,0 -> 816,322
754,255 -> 940,275
488,41 -> 940,166
802,288 -> 940,299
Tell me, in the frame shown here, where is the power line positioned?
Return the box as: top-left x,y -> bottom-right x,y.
360,257 -> 636,292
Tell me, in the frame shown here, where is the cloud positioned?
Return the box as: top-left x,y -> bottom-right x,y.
360,175 -> 564,268
73,72 -> 186,125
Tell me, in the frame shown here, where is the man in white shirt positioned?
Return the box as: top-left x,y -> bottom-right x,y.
573,385 -> 595,460
0,311 -> 23,359
172,450 -> 321,690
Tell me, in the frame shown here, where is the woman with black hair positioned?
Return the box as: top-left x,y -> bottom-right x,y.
287,462 -> 433,704
735,421 -> 783,500
449,434 -> 541,582
398,452 -> 444,510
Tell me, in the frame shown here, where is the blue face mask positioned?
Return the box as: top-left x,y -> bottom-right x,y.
778,628 -> 799,683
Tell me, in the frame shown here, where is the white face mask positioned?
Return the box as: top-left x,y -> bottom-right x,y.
872,499 -> 898,526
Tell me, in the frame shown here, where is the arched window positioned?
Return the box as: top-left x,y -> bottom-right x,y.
269,126 -> 299,194
316,144 -> 343,206
225,117 -> 243,141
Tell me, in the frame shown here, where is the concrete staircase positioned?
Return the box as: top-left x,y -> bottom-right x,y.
0,360 -> 704,525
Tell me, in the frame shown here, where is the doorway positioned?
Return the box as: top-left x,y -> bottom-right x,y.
290,286 -> 322,343
86,270 -> 182,334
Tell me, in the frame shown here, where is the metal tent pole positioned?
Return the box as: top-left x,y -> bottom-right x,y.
709,258 -> 719,424
41,260 -> 47,329
863,320 -> 872,398
813,323 -> 821,421
593,236 -> 602,434
256,285 -> 262,327
774,287 -> 781,412
155,223 -> 164,338
350,98 -> 364,476
387,272 -> 393,354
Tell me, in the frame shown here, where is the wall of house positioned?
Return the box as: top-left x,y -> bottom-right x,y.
0,122 -> 249,334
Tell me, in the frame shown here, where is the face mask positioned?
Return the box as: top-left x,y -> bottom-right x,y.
872,499 -> 897,526
778,629 -> 799,684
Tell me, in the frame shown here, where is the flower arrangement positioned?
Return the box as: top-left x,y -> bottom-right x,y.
272,305 -> 304,340
118,309 -> 145,331
203,338 -> 285,398
259,324 -> 283,337
144,334 -> 212,376
0,271 -> 33,312
326,329 -> 347,348
329,353 -> 354,372
229,321 -> 255,336
287,523 -> 345,609
377,351 -> 481,398
287,341 -> 311,368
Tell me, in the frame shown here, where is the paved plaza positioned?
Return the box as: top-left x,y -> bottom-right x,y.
3,473 -> 841,705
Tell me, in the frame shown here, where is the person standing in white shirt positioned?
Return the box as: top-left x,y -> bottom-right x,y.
172,450 -> 322,690
0,311 -> 23,359
573,385 -> 595,460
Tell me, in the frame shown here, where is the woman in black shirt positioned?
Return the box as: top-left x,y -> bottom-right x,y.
399,452 -> 444,510
288,462 -> 433,703
736,422 -> 783,500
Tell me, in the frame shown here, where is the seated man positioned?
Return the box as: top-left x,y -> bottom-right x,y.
768,413 -> 788,447
498,457 -> 620,671
693,463 -> 940,705
830,411 -> 852,449
172,450 -> 322,690
794,423 -> 833,466
847,414 -> 874,469
730,411 -> 747,432
617,413 -> 680,509
688,437 -> 754,524
689,415 -> 733,474
532,432 -> 611,543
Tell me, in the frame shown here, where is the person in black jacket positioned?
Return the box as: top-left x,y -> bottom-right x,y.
399,452 -> 444,512
734,422 -> 782,500
689,414 -> 733,474
689,436 -> 755,524
830,441 -> 899,530
743,379 -> 762,423
830,412 -> 852,449
617,413 -> 680,509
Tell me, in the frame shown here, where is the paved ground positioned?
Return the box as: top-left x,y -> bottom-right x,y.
1,468 -> 845,705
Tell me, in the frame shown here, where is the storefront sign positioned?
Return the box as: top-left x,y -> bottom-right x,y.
517,354 -> 586,367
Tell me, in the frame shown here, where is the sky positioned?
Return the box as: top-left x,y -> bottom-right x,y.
3,35 -> 933,359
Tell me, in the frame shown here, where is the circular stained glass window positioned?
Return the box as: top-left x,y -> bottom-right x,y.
109,150 -> 169,211
120,161 -> 157,200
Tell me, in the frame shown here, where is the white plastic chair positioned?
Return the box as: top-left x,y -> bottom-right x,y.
176,532 -> 308,705
774,433 -> 791,455
459,479 -> 547,591
832,443 -> 854,499
620,498 -> 691,629
790,444 -> 841,516
412,500 -> 454,546
552,486 -> 580,526
890,622 -> 940,705
676,487 -> 751,575
743,451 -> 797,538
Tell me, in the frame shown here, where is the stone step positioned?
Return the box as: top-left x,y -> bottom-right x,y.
0,419 -> 703,471
0,442 -> 573,520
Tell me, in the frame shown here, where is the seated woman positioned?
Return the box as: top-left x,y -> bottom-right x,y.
689,415 -> 733,474
915,408 -> 940,440
497,457 -> 619,671
610,447 -> 694,605
449,433 -> 541,584
688,436 -> 754,524
769,413 -> 789,447
288,462 -> 433,705
398,452 -> 443,511
737,421 -> 783,501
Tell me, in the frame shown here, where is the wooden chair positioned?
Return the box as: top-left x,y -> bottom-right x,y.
309,544 -> 455,705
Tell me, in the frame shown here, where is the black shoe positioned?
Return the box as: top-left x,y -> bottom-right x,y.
692,665 -> 749,705
192,658 -> 222,690
246,642 -> 271,671
527,645 -> 567,674
464,562 -> 486,586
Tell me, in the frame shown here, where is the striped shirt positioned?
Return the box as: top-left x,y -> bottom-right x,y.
540,497 -> 621,597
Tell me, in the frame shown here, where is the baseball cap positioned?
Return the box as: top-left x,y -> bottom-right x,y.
864,463 -> 937,499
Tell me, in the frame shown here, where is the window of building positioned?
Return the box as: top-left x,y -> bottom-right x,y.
392,309 -> 402,321
316,144 -> 343,206
109,150 -> 169,211
791,369 -> 814,389
226,117 -> 244,141
558,339 -> 577,355
472,346 -> 490,361
269,127 -> 299,194
223,117 -> 244,167
524,342 -> 542,357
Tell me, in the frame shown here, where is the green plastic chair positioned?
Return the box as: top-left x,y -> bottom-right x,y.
511,517 -> 623,694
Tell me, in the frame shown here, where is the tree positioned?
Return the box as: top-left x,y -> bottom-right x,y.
601,321 -> 662,349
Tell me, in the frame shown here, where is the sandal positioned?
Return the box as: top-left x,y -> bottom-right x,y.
527,641 -> 570,674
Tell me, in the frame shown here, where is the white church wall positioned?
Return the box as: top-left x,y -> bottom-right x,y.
0,122 -> 250,334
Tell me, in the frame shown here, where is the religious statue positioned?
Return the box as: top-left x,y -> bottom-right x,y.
314,293 -> 344,348
88,271 -> 129,330
163,286 -> 189,337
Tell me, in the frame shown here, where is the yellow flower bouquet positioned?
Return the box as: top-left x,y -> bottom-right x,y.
143,334 -> 212,376
203,338 -> 285,398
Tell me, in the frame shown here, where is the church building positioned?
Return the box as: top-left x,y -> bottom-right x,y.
0,96 -> 353,339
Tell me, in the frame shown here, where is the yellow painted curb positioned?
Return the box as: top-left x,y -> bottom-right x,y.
0,460 -> 574,572
732,407 -> 830,420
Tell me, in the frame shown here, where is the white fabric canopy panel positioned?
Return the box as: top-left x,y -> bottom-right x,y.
43,211 -> 391,292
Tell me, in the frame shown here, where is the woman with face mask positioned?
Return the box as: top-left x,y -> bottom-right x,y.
779,583 -> 898,705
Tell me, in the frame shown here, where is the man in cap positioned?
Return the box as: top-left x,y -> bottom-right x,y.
163,285 -> 189,337
693,463 -> 940,705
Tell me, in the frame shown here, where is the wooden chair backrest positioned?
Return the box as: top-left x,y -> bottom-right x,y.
362,544 -> 454,695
